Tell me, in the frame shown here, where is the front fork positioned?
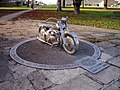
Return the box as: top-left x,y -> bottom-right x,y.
60,29 -> 66,45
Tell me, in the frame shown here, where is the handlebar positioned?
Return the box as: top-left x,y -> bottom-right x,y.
44,16 -> 68,23
45,17 -> 58,22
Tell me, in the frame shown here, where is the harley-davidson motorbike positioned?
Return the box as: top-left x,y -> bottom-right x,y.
37,17 -> 79,54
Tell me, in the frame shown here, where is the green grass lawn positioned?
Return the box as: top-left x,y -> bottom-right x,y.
36,7 -> 120,30
1,6 -> 120,30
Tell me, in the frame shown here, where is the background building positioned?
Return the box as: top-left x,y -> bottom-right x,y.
64,0 -> 119,7
84,0 -> 119,7
0,0 -> 27,7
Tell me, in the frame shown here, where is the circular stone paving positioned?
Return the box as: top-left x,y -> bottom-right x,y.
10,38 -> 101,69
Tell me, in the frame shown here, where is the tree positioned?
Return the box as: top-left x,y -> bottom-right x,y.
57,0 -> 62,11
27,0 -> 29,7
57,0 -> 82,14
73,0 -> 82,14
63,0 -> 65,8
104,0 -> 108,9
31,0 -> 34,9
82,0 -> 84,8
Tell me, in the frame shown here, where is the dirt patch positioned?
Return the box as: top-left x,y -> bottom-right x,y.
12,10 -> 66,20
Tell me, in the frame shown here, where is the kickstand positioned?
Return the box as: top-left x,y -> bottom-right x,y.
56,43 -> 62,51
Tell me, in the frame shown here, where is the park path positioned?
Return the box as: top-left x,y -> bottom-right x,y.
0,6 -> 42,23
0,10 -> 32,23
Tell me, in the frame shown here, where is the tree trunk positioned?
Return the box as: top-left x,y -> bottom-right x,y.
57,0 -> 62,11
73,0 -> 82,14
31,0 -> 34,9
82,0 -> 84,8
63,0 -> 65,8
104,0 -> 108,9
27,0 -> 29,7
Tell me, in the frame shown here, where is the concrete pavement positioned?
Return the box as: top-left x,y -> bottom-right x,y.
0,12 -> 120,90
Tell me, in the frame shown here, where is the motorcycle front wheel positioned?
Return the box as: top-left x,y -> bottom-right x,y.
63,35 -> 78,55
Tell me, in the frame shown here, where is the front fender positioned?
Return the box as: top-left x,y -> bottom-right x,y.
64,31 -> 79,50
64,31 -> 78,38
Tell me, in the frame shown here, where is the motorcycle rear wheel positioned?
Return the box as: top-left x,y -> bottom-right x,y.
38,27 -> 47,42
63,34 -> 78,55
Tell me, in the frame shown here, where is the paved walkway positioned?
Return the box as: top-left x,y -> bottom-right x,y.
0,6 -> 42,23
0,10 -> 32,23
0,11 -> 120,90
